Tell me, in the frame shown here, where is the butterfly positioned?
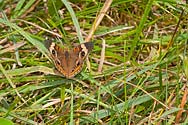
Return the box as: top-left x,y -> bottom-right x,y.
45,40 -> 93,78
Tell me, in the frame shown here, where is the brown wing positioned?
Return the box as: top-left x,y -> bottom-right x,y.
47,41 -> 93,78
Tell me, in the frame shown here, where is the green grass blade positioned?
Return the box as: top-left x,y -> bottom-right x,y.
61,0 -> 84,43
128,0 -> 154,60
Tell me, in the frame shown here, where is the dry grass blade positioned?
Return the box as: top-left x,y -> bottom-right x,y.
98,38 -> 105,73
166,9 -> 184,50
15,19 -> 62,38
175,85 -> 188,123
0,38 -> 7,44
0,41 -> 26,54
85,0 -> 113,42
85,0 -> 112,72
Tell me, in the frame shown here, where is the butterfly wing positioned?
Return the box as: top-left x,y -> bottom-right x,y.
68,42 -> 93,77
46,41 -> 93,78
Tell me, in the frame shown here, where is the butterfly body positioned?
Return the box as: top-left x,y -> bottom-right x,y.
46,40 -> 93,78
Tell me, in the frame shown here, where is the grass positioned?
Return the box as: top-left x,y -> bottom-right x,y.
0,0 -> 188,124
